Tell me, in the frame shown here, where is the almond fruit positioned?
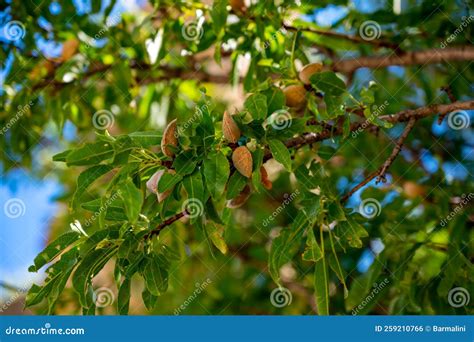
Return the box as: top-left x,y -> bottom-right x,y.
260,165 -> 272,190
403,181 -> 426,199
146,169 -> 176,203
232,146 -> 253,178
222,111 -> 241,143
283,84 -> 307,108
299,62 -> 323,85
230,0 -> 246,13
161,119 -> 178,157
226,185 -> 251,208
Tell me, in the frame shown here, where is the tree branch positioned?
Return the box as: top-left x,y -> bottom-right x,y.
340,117 -> 417,202
283,24 -> 400,50
331,46 -> 474,73
145,211 -> 187,239
152,102 -> 473,232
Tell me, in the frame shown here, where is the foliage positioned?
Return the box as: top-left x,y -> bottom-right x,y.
1,0 -> 473,315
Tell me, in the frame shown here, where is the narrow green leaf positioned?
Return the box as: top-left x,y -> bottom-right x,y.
203,151 -> 230,199
226,172 -> 247,199
244,93 -> 268,120
269,211 -> 308,284
29,232 -> 81,272
66,142 -> 114,166
117,278 -> 131,315
72,165 -> 113,209
302,227 -> 323,262
142,254 -> 169,296
268,139 -> 292,171
119,178 -> 143,224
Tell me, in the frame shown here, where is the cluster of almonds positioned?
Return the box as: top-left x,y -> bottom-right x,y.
146,111 -> 271,207
283,62 -> 323,109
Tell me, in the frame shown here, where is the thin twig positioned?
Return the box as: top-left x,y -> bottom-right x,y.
341,117 -> 417,202
438,85 -> 457,124
145,211 -> 187,239
283,24 -> 400,50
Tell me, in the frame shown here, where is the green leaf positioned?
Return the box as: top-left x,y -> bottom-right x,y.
203,151 -> 230,199
335,215 -> 368,248
29,232 -> 81,272
142,288 -> 158,311
210,0 -> 228,37
128,131 -> 162,147
244,94 -> 268,120
72,246 -> 118,309
205,222 -> 227,254
52,149 -> 71,162
157,172 -> 183,193
119,178 -> 143,224
226,172 -> 247,199
117,278 -> 131,315
302,228 -> 323,262
26,248 -> 78,313
182,171 -> 205,223
264,87 -> 285,114
173,151 -> 197,175
269,211 -> 308,285
314,257 -> 330,315
310,71 -> 346,96
268,139 -> 292,171
66,142 -> 114,166
142,253 -> 169,296
72,165 -> 113,209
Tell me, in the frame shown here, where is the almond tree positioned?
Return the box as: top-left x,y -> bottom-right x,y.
1,1 -> 472,315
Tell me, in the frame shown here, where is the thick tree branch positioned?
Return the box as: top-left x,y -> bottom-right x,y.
331,46 -> 474,73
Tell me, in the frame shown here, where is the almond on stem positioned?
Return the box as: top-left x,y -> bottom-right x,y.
283,84 -> 307,108
222,111 -> 241,143
146,169 -> 176,203
232,146 -> 253,178
260,165 -> 272,190
161,119 -> 178,157
226,185 -> 251,208
299,62 -> 323,85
